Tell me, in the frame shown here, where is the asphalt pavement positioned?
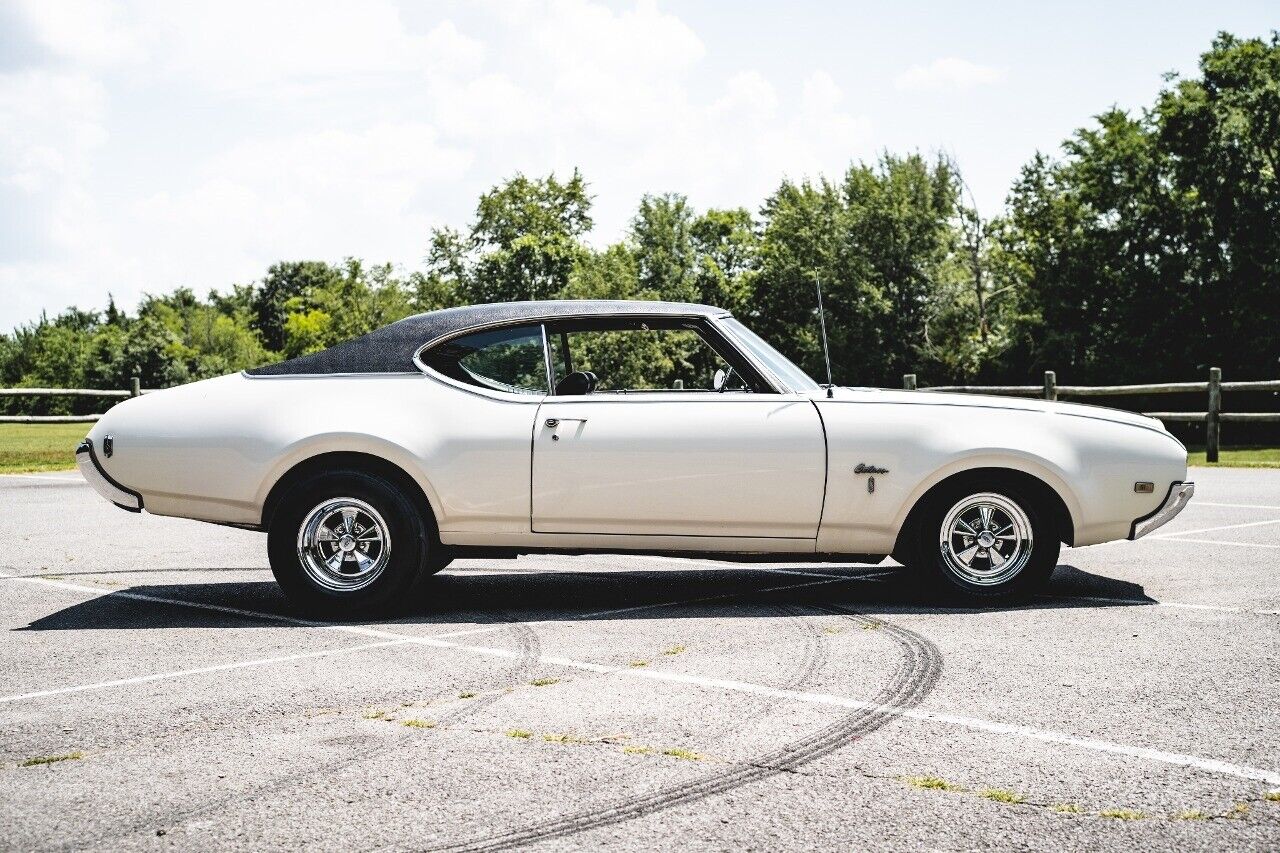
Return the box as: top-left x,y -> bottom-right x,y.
2,467 -> 1278,851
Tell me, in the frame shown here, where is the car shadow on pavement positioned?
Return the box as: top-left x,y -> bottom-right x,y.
16,562 -> 1154,632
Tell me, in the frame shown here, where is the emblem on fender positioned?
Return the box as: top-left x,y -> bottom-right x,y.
854,463 -> 888,475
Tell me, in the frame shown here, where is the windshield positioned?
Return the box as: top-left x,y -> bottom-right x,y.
719,318 -> 820,392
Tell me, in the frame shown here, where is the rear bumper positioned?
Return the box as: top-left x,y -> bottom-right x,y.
75,439 -> 143,512
1129,481 -> 1193,540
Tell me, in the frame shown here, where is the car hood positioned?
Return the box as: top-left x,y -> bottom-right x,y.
814,387 -> 1170,434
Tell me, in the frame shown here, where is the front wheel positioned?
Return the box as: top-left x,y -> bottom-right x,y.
908,485 -> 1059,600
267,469 -> 432,616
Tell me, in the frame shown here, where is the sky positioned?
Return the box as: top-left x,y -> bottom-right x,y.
1,0 -> 1275,332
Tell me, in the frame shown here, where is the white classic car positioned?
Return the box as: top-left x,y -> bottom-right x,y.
77,300 -> 1193,613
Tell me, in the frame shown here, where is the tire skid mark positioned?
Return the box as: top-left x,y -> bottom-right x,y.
426,606 -> 941,853
63,613 -> 541,853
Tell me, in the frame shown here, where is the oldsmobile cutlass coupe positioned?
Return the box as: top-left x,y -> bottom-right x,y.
77,300 -> 1193,613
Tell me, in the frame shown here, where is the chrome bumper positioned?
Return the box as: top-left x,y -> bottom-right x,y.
75,439 -> 143,512
1129,481 -> 1194,540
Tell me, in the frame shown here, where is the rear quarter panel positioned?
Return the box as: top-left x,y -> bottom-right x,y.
86,372 -> 539,530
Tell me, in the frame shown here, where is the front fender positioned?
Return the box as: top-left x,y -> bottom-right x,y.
812,397 -> 1176,553
885,450 -> 1084,545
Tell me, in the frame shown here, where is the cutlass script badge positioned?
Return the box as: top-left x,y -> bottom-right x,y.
854,463 -> 889,475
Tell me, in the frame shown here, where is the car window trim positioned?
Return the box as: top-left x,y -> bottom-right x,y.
414,321 -> 552,402
541,316 -> 779,396
412,311 -> 789,397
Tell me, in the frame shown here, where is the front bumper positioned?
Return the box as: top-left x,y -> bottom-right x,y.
1129,481 -> 1194,540
75,439 -> 143,512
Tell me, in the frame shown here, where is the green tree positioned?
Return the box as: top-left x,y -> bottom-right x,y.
631,193 -> 697,302
428,171 -> 594,304
753,155 -> 959,386
251,261 -> 345,351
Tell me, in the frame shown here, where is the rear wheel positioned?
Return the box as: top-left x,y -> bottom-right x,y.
906,483 -> 1059,600
268,469 -> 433,616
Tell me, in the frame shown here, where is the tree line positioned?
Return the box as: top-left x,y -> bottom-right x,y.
3,32 -> 1276,415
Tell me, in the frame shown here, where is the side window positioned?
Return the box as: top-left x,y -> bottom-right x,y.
549,323 -> 752,393
421,325 -> 548,395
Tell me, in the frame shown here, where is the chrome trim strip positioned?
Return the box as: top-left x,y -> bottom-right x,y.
241,371 -> 421,380
411,310 -> 789,397
1129,481 -> 1194,540
75,439 -> 143,512
540,323 -> 556,392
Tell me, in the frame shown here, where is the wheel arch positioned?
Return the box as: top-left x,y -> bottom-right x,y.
893,465 -> 1077,559
260,450 -> 440,534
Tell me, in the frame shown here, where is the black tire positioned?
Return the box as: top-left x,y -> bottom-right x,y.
903,481 -> 1059,601
267,468 -> 433,616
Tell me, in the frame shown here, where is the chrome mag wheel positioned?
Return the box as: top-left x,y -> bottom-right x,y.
296,497 -> 392,592
937,492 -> 1034,587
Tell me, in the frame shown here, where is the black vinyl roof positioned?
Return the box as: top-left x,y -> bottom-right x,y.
245,300 -> 729,376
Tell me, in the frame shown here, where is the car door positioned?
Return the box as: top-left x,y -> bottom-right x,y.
530,318 -> 826,539
533,395 -> 825,538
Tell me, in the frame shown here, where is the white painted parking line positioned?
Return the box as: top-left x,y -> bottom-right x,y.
431,570 -> 891,641
0,639 -> 412,704
1141,536 -> 1280,551
1,473 -> 81,482
1049,594 -> 1280,617
0,568 -> 858,702
1196,501 -> 1280,511
6,570 -> 1279,790
1152,517 -> 1280,539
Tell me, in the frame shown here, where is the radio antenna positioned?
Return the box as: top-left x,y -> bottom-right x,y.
814,274 -> 834,398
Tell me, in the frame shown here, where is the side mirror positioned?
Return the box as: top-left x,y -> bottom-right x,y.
713,368 -> 727,391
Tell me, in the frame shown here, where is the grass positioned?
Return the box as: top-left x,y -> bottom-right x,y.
362,708 -> 388,720
1266,791 -> 1280,802
1099,808 -> 1145,820
629,659 -> 649,668
528,677 -> 559,687
904,776 -> 964,792
1186,445 -> 1280,468
506,729 -> 532,739
661,747 -> 705,761
0,423 -> 89,474
980,789 -> 1025,804
1174,809 -> 1209,821
541,733 -> 584,744
20,751 -> 84,767
458,691 -> 476,699
1052,803 -> 1083,814
661,644 -> 686,656
402,719 -> 435,729
622,745 -> 652,755
1228,802 -> 1250,818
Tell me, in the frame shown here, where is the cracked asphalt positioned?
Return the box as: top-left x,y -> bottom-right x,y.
2,467 -> 1279,851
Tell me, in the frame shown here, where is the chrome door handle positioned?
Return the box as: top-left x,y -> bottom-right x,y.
545,417 -> 587,428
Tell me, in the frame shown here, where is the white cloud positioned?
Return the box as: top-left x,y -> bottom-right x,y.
14,0 -> 141,67
140,2 -> 483,97
0,0 -> 878,329
895,57 -> 1005,91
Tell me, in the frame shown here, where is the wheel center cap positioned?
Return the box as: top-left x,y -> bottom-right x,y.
976,531 -> 997,549
339,534 -> 356,552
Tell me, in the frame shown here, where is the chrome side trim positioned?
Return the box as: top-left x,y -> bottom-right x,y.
75,439 -> 143,512
1129,481 -> 1194,540
241,371 -> 421,380
412,311 -> 790,397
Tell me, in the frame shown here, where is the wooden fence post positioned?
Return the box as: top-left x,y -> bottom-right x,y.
903,373 -> 917,391
1043,370 -> 1057,401
1207,367 -> 1221,463
130,377 -> 140,398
